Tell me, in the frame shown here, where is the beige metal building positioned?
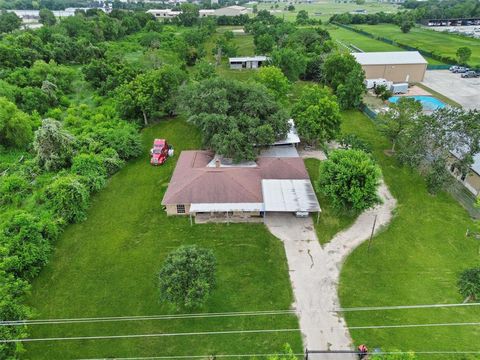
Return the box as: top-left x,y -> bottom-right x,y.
352,51 -> 428,83
449,152 -> 480,198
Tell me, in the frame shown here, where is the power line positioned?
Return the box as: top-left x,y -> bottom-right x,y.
334,302 -> 480,312
77,351 -> 480,360
350,321 -> 480,330
0,309 -> 297,326
77,353 -> 305,360
0,328 -> 300,344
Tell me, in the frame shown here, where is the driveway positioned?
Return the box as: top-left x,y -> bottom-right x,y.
423,70 -> 480,110
265,182 -> 396,356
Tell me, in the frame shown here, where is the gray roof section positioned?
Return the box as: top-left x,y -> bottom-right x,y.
260,145 -> 299,158
352,51 -> 428,65
262,179 -> 321,212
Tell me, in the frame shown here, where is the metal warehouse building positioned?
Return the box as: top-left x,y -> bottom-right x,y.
352,51 -> 428,83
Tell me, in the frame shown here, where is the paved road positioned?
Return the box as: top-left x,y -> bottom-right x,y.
265,182 -> 396,357
423,70 -> 480,110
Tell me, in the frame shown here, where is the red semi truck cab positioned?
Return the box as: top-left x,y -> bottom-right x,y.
150,139 -> 169,165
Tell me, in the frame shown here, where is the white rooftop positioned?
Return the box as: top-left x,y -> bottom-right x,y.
473,153 -> 480,175
352,51 -> 428,65
229,56 -> 269,62
262,179 -> 321,213
260,144 -> 299,158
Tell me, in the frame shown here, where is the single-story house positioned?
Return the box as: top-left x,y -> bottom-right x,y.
352,51 -> 428,83
229,56 -> 269,70
449,151 -> 480,197
214,5 -> 249,16
161,151 -> 320,223
146,9 -> 182,18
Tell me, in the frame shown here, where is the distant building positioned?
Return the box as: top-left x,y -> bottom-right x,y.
352,51 -> 428,83
214,5 -> 249,16
199,9 -> 216,17
229,56 -> 269,70
146,9 -> 182,18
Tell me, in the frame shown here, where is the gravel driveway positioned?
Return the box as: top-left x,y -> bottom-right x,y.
265,182 -> 396,357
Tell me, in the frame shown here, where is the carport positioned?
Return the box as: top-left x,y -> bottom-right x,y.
261,179 -> 321,221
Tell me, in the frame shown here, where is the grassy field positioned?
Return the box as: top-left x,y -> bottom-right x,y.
327,25 -> 445,65
305,158 -> 358,245
355,24 -> 480,66
23,118 -> 302,359
246,0 -> 399,23
339,111 -> 480,358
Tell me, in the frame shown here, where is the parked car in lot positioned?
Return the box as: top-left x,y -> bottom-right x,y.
461,71 -> 480,78
449,65 -> 460,72
452,66 -> 469,73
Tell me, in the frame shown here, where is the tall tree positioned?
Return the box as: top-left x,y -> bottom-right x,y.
116,65 -> 187,125
0,11 -> 22,33
456,47 -> 472,65
378,97 -> 423,153
39,8 -> 56,26
270,47 -> 307,81
323,52 -> 365,109
291,85 -> 341,146
296,10 -> 309,25
255,66 -> 290,101
180,78 -> 290,162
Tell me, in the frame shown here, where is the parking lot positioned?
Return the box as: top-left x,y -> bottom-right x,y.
423,70 -> 480,110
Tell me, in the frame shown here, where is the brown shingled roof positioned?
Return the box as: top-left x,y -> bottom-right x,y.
161,150 -> 309,205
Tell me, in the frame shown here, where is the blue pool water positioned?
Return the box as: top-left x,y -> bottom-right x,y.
389,95 -> 446,111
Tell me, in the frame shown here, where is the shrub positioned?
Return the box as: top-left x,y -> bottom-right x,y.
158,245 -> 216,308
100,148 -> 125,176
339,133 -> 372,153
33,118 -> 76,171
458,267 -> 480,301
0,211 -> 58,279
43,174 -> 90,223
0,174 -> 30,206
71,153 -> 107,191
318,149 -> 382,211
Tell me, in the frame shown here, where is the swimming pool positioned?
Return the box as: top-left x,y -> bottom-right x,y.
389,96 -> 446,111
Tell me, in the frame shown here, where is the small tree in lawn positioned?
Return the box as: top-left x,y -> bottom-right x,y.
291,84 -> 341,146
318,149 -> 382,212
158,245 -> 216,308
400,19 -> 414,33
456,47 -> 472,65
458,267 -> 480,302
377,97 -> 422,153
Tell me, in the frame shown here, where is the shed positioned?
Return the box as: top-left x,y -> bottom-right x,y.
229,56 -> 269,70
352,51 -> 428,83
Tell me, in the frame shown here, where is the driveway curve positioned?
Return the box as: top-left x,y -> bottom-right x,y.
265,182 -> 396,357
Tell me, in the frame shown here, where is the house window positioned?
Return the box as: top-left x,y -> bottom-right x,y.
450,164 -> 455,173
176,204 -> 186,214
461,173 -> 467,181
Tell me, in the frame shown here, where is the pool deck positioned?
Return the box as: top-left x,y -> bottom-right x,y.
397,85 -> 431,97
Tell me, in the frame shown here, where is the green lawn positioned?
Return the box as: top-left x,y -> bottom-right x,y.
339,111 -> 480,358
23,118 -> 302,359
305,158 -> 358,245
327,25 -> 444,65
232,34 -> 256,56
246,0 -> 399,23
355,24 -> 480,66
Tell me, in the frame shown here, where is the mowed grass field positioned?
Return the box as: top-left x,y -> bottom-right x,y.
326,26 -> 445,65
23,119 -> 302,359
339,111 -> 480,358
246,0 -> 399,23
355,24 -> 480,65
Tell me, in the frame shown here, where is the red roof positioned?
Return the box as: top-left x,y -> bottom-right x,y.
161,151 -> 309,205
